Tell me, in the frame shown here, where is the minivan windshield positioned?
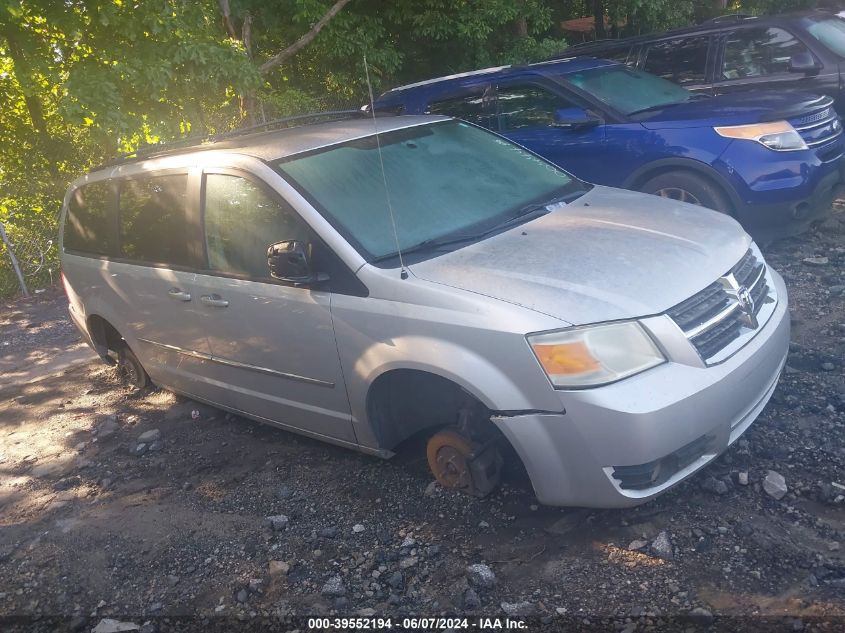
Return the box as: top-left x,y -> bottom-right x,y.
566,65 -> 692,116
802,15 -> 845,59
275,120 -> 586,261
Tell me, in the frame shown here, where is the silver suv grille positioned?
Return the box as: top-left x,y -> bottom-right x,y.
667,249 -> 773,364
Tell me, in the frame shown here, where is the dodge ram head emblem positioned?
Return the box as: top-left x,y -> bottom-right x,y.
736,285 -> 758,329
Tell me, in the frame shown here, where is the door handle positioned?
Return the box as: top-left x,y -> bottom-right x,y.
200,294 -> 229,308
168,288 -> 192,301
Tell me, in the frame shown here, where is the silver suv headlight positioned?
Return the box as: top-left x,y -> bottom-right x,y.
528,321 -> 665,389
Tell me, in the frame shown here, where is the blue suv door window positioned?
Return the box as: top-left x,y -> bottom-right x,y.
496,85 -> 576,130
643,36 -> 710,85
722,27 -> 808,80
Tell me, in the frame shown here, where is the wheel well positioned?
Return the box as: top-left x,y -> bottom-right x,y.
86,315 -> 125,359
631,166 -> 733,204
366,369 -> 493,451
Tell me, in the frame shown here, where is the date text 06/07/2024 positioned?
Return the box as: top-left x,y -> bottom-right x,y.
306,617 -> 528,629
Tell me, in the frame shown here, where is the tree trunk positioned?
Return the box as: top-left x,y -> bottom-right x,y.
513,16 -> 528,38
593,0 -> 606,40
1,27 -> 61,185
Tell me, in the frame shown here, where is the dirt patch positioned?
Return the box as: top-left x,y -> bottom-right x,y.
0,285 -> 95,388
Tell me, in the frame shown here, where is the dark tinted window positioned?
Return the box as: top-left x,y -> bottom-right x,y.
602,46 -> 633,65
119,174 -> 191,266
204,174 -> 310,279
643,36 -> 710,85
425,87 -> 496,128
496,85 -> 576,130
722,27 -> 808,79
63,182 -> 116,255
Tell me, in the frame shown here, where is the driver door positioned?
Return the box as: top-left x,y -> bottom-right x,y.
190,168 -> 355,443
494,81 -> 607,184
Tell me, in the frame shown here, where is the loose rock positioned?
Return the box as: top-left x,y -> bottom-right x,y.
763,470 -> 788,500
701,476 -> 729,495
463,588 -> 481,610
501,601 -> 536,617
92,620 -> 140,633
264,515 -> 289,531
268,561 -> 290,577
321,575 -> 346,596
137,429 -> 161,443
466,563 -> 496,589
651,531 -> 674,561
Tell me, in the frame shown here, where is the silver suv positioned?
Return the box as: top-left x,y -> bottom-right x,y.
59,115 -> 790,508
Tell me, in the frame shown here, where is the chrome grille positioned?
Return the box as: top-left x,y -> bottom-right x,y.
790,101 -> 843,148
667,249 -> 773,364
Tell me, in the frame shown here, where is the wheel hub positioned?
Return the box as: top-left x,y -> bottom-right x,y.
655,187 -> 702,206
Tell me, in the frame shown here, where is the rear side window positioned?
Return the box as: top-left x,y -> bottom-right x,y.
643,36 -> 710,85
63,182 -> 116,255
119,174 -> 191,266
425,87 -> 496,128
722,27 -> 808,79
203,173 -> 311,279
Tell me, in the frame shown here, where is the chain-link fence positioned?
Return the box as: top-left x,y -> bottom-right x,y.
0,222 -> 59,300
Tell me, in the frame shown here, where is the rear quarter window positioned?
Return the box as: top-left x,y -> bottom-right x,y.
118,174 -> 193,267
63,181 -> 117,256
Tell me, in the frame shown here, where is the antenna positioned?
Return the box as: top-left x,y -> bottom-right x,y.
364,55 -> 408,280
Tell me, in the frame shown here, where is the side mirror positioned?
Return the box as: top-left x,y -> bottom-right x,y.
552,107 -> 602,129
267,240 -> 329,286
789,51 -> 820,74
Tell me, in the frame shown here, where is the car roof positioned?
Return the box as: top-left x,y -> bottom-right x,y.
90,114 -> 448,175
556,9 -> 837,56
380,57 -> 616,96
202,114 -> 448,161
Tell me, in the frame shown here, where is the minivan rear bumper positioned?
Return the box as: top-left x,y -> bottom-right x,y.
492,269 -> 789,508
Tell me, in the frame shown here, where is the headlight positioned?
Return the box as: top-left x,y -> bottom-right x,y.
714,121 -> 808,151
528,321 -> 665,388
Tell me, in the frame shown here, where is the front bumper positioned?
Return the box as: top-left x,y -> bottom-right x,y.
492,269 -> 790,508
721,141 -> 845,231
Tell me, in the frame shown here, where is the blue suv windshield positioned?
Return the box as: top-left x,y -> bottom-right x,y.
803,15 -> 845,59
275,120 -> 586,261
566,65 -> 692,116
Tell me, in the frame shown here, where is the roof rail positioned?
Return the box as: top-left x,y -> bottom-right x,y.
95,109 -> 366,171
702,13 -> 753,25
567,38 -> 619,50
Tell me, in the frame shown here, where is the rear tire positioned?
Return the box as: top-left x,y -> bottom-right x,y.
117,345 -> 149,391
639,170 -> 733,214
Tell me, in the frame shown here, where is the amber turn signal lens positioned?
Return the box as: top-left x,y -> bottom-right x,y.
532,341 -> 600,375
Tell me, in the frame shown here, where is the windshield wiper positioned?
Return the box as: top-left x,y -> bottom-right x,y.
370,190 -> 583,263
370,232 -> 489,263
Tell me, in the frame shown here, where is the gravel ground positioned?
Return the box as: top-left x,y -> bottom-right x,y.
0,212 -> 843,632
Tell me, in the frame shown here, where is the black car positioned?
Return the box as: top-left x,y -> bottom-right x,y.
552,11 -> 845,114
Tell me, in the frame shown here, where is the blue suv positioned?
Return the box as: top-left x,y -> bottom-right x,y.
373,58 -> 845,232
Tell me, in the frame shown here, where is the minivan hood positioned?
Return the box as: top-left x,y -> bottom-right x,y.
640,91 -> 830,129
410,186 -> 751,325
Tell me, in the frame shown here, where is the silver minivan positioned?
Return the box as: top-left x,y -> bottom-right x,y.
60,115 -> 790,508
